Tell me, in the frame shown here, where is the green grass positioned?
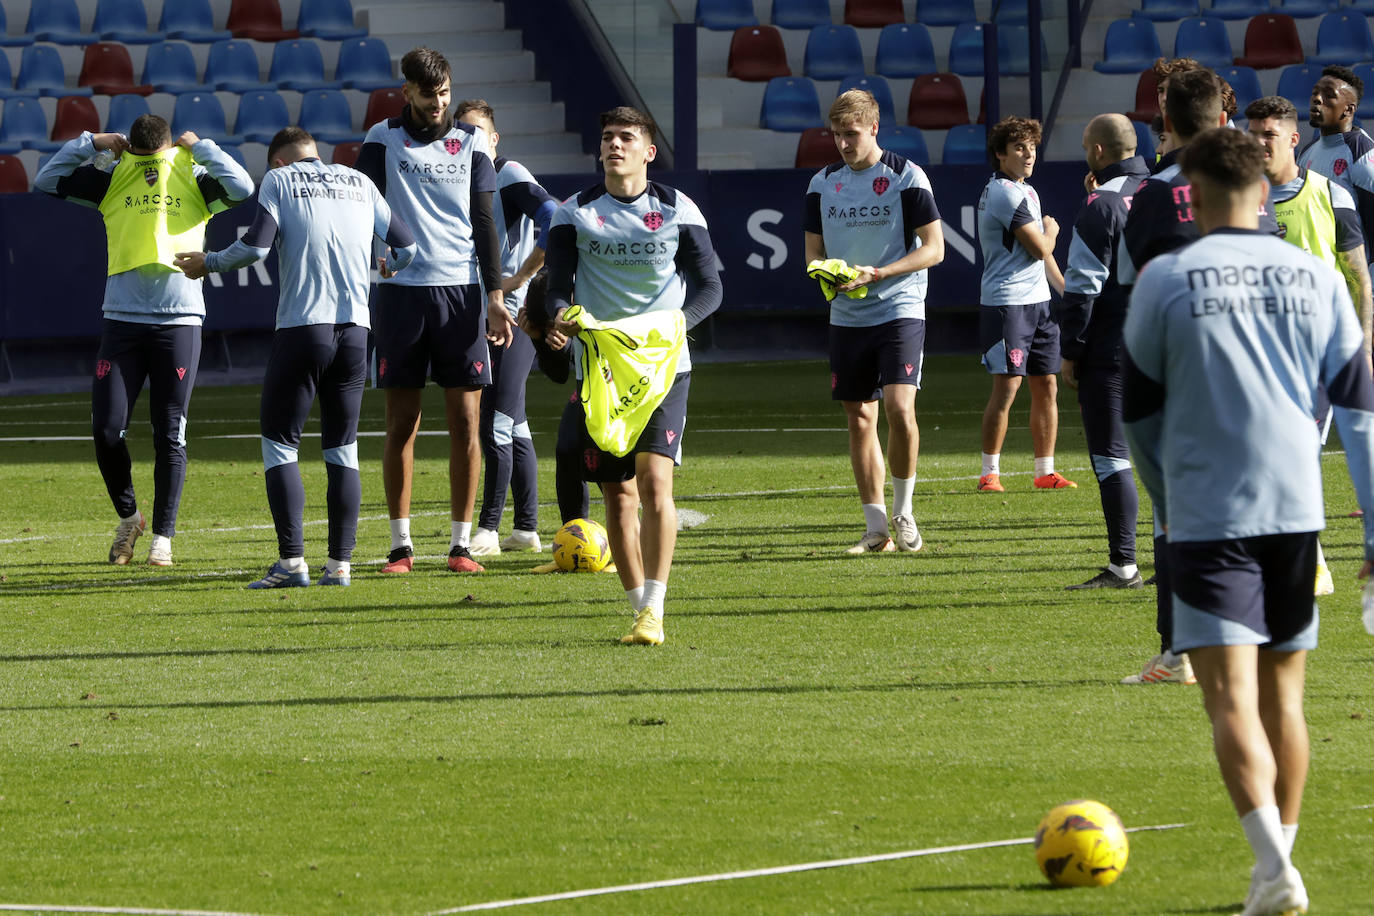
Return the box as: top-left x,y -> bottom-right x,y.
0,355 -> 1371,915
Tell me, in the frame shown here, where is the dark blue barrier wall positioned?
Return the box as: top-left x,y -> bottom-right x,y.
0,162 -> 1090,343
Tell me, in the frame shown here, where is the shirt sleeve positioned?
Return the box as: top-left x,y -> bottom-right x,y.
191,139 -> 254,212
900,167 -> 940,249
1329,180 -> 1365,252
541,207 -> 578,325
1323,277 -> 1374,556
1057,195 -> 1116,360
34,133 -> 113,208
372,181 -> 417,274
354,125 -> 387,196
1121,261 -> 1171,524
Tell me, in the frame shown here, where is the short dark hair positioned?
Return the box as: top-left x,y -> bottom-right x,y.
1165,68 -> 1224,141
600,106 -> 657,143
267,126 -> 315,163
1179,126 -> 1265,191
454,99 -> 495,125
1322,65 -> 1364,102
128,114 -> 171,152
401,46 -> 450,91
986,116 -> 1041,161
525,268 -> 547,317
1150,113 -> 1166,141
1245,95 -> 1298,126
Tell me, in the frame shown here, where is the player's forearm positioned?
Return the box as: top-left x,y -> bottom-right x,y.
511,248 -> 546,287
205,240 -> 270,271
1340,248 -> 1374,349
1045,258 -> 1066,296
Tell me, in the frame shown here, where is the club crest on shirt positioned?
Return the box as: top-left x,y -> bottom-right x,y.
872,176 -> 890,195
1276,220 -> 1288,238
96,359 -> 111,380
143,167 -> 158,186
444,138 -> 463,155
643,211 -> 664,230
1009,348 -> 1025,369
1335,158 -> 1349,176
602,364 -> 613,382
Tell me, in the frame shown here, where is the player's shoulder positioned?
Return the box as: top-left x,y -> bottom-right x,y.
807,161 -> 846,189
879,149 -> 932,188
363,117 -> 403,143
496,157 -> 536,184
1346,128 -> 1374,157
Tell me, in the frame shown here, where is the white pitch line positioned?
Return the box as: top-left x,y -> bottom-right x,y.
432,823 -> 1188,914
0,906 -> 273,916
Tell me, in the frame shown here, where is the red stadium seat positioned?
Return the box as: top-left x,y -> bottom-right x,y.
1234,14 -> 1304,69
795,126 -> 837,168
727,26 -> 791,82
52,95 -> 102,141
79,42 -> 155,96
907,72 -> 970,129
332,140 -> 362,167
227,0 -> 299,41
0,154 -> 28,192
364,87 -> 406,127
1128,68 -> 1160,121
844,0 -> 906,27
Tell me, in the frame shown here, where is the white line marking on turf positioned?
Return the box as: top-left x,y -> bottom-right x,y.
0,906 -> 272,915
431,823 -> 1188,913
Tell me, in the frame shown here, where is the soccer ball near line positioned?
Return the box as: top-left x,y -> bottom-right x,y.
1034,799 -> 1129,887
552,518 -> 612,572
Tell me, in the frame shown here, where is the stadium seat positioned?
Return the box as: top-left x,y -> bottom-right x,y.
1206,0 -> 1271,19
0,5 -> 33,47
16,45 -> 92,98
0,154 -> 28,192
1307,11 -> 1374,65
93,0 -> 165,44
79,42 -> 155,96
106,92 -> 150,131
227,0 -> 300,41
1276,63 -> 1322,109
0,49 -> 29,100
336,38 -> 396,91
1356,63 -> 1374,118
51,95 -> 100,141
879,125 -> 930,163
998,24 -> 1048,75
772,0 -> 831,29
1127,68 -> 1160,121
795,126 -> 837,167
1348,0 -> 1374,13
25,0 -> 97,46
233,89 -> 290,144
942,123 -> 987,164
159,0 -> 232,43
760,76 -> 822,130
844,0 -> 906,28
172,92 -> 242,144
268,39 -> 342,91
837,75 -> 896,125
1133,118 -> 1156,159
995,0 -> 1030,23
205,40 -> 268,92
331,140 -> 362,166
0,98 -> 62,152
696,0 -> 759,29
948,22 -> 988,75
296,0 -> 367,40
804,25 -> 865,80
1094,19 -> 1163,73
1172,16 -> 1235,68
1132,0 -> 1201,20
298,89 -> 359,143
142,41 -> 206,94
364,87 -> 405,127
1234,14 -> 1304,68
907,72 -> 970,128
916,0 -> 976,25
1276,0 -> 1338,16
727,26 -> 792,81
1217,64 -> 1263,112
875,23 -> 938,77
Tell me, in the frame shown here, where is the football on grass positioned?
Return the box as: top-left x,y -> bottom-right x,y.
1034,799 -> 1129,887
552,518 -> 612,572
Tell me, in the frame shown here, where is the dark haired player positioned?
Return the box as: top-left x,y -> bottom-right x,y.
35,115 -> 252,567
1298,65 -> 1374,276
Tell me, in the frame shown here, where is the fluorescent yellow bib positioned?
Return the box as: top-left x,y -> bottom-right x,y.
567,304 -> 686,457
1273,170 -> 1339,268
98,147 -> 211,276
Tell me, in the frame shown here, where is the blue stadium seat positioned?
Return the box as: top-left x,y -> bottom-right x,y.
336,38 -> 395,91
1276,63 -> 1322,109
233,89 -> 290,144
998,24 -> 1048,75
760,76 -> 822,130
995,0 -> 1030,23
1347,0 -> 1374,13
16,45 -> 92,97
0,49 -> 32,100
1133,118 -> 1156,160
1094,19 -> 1163,73
804,25 -> 865,80
205,40 -> 267,92
26,0 -> 97,45
298,89 -> 359,143
875,23 -> 938,77
879,125 -> 930,163
0,4 -> 34,46
1355,63 -> 1374,118
172,91 -> 242,144
297,0 -> 367,40
917,0 -> 976,25
773,0 -> 832,29
948,22 -> 988,75
142,41 -> 206,93
696,0 -> 759,29
1132,0 -> 1201,20
1276,0 -> 1338,16
1173,16 -> 1235,68
1307,11 -> 1374,65
159,0 -> 232,43
1206,0 -> 1270,19
942,123 -> 987,164
94,0 -> 165,44
268,39 -> 342,91
106,93 -> 151,131
1217,65 -> 1264,112
0,98 -> 62,152
837,75 -> 897,125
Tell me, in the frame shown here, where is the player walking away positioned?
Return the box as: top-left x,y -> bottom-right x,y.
354,47 -> 514,575
1124,126 -> 1374,916
975,117 -> 1072,493
1299,66 -> 1374,282
35,116 -> 252,567
1057,114 -> 1150,590
802,89 -> 944,554
454,99 -> 558,559
533,106 -> 722,645
173,128 -> 417,588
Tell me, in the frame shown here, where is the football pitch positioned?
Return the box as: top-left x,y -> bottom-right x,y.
0,355 -> 1371,915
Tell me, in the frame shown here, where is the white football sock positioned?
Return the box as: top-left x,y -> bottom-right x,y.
1108,562 -> 1139,579
389,518 -> 411,551
326,558 -> 350,577
451,520 -> 471,549
626,585 -> 645,612
150,534 -> 171,552
862,503 -> 888,536
1034,456 -> 1054,478
1282,823 -> 1298,856
641,579 -> 667,612
892,476 -> 915,518
981,452 -> 1000,476
1241,805 -> 1289,881
278,556 -> 306,573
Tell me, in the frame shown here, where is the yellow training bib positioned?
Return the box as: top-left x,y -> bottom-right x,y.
98,146 -> 211,276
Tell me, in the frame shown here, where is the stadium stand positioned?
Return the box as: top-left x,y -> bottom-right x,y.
916,0 -> 977,26
26,0 -> 96,46
17,44 -> 92,97
141,41 -> 205,93
949,21 -> 989,75
233,89 -> 290,144
1094,19 -> 1162,73
1234,13 -> 1306,69
941,123 -> 987,164
879,124 -> 930,162
1132,117 -> 1156,159
1132,0 -> 1201,21
51,94 -> 100,142
0,152 -> 27,191
1207,0 -> 1271,19
874,23 -> 938,77
330,139 -> 361,166
227,0 -> 300,42
1276,62 -> 1323,109
1275,0 -> 1338,17
105,92 -> 150,131
0,5 -> 31,47
363,86 -> 404,128
1217,64 -> 1264,112
334,37 -> 395,91
844,0 -> 907,28
803,24 -> 865,80
728,26 -> 791,81
93,0 -> 165,44
838,74 -> 896,124
697,0 -> 759,29
908,72 -> 971,128
296,0 -> 367,40
1307,11 -> 1374,66
79,42 -> 154,96
205,39 -> 268,92
267,38 -> 342,91
794,125 -> 836,166
172,91 -> 241,144
1357,62 -> 1374,118
760,75 -> 822,130
298,88 -> 359,143
1172,17 -> 1234,69
159,0 -> 232,43
997,24 -> 1048,75
1127,68 -> 1159,121
0,97 -> 61,152
773,0 -> 833,29
995,0 -> 1030,25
